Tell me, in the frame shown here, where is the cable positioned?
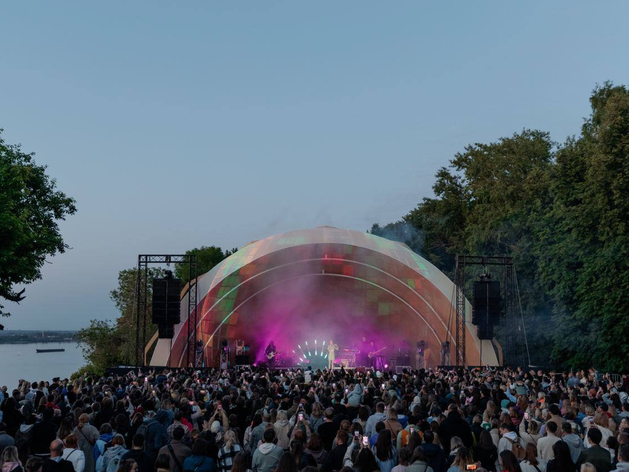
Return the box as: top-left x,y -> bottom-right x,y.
513,266 -> 532,367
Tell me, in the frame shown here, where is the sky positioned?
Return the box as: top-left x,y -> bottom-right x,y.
1,1 -> 628,330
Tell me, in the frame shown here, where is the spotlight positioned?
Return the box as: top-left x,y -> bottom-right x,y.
384,363 -> 389,369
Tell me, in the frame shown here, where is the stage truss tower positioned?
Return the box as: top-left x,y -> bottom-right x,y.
134,254 -> 198,367
453,255 -> 531,367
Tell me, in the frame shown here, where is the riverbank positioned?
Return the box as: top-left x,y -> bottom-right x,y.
0,330 -> 78,344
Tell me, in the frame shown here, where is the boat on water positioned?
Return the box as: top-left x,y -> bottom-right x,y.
36,348 -> 65,353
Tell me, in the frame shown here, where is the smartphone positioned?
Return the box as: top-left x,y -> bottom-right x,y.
466,466 -> 477,471
362,436 -> 369,447
332,383 -> 336,388
217,404 -> 222,411
410,427 -> 414,434
189,401 -> 194,406
524,412 -> 529,420
345,388 -> 349,394
298,413 -> 304,421
381,384 -> 385,390
354,431 -> 360,438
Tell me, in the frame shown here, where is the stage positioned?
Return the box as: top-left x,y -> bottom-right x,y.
150,227 -> 501,368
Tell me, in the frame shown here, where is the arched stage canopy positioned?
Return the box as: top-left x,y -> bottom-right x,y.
150,227 -> 500,368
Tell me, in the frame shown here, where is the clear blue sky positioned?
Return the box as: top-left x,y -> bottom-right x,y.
2,1 -> 628,330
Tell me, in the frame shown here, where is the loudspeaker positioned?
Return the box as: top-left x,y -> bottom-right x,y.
472,280 -> 501,325
152,276 -> 182,325
235,355 -> 250,365
476,324 -> 494,340
158,324 -> 175,339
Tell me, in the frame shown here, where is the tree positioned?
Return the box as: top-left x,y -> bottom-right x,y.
0,130 -> 77,316
373,130 -> 556,365
174,246 -> 237,284
535,83 -> 629,370
75,267 -> 163,374
75,319 -> 125,375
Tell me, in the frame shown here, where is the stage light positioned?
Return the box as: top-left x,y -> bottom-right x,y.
315,340 -> 317,344
384,363 -> 389,369
298,344 -> 302,349
305,341 -> 308,346
292,350 -> 296,354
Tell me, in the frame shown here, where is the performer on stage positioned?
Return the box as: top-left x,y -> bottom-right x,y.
265,340 -> 277,368
367,339 -> 377,367
327,339 -> 338,369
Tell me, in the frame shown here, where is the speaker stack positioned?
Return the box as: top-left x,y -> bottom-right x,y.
473,277 -> 501,340
152,272 -> 181,339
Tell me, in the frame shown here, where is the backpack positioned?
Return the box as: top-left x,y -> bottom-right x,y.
506,437 -> 526,460
137,421 -> 165,453
183,458 -> 206,472
106,453 -> 124,472
94,439 -> 112,472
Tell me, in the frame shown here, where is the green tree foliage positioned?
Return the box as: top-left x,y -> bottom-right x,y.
0,130 -> 77,316
373,83 -> 629,370
174,246 -> 237,284
535,83 -> 629,370
76,267 -> 163,374
75,320 -> 124,375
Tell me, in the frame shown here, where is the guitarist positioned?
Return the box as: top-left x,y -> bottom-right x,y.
367,340 -> 377,368
265,341 -> 277,368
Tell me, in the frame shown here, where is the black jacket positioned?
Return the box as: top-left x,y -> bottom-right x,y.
438,411 -> 473,454
321,443 -> 348,472
30,420 -> 58,454
421,443 -> 447,472
122,449 -> 155,472
42,458 -> 75,472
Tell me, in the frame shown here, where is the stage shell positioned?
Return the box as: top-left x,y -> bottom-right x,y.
150,227 -> 500,368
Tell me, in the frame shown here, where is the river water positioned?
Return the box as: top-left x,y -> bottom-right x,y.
0,342 -> 86,388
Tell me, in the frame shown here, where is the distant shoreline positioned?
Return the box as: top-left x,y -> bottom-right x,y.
0,330 -> 78,345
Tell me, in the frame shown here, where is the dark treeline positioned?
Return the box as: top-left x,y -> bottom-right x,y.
371,82 -> 629,372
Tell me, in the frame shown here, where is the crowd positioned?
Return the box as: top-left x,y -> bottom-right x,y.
1,366 -> 629,472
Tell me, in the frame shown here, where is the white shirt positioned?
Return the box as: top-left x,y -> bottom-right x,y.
537,435 -> 561,460
62,447 -> 86,472
520,459 -> 548,472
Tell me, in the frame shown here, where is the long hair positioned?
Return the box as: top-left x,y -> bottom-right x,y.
290,440 -> 304,468
411,447 -> 427,464
407,432 -> 422,454
0,446 -> 21,468
551,441 -> 575,472
306,433 -> 323,452
231,453 -> 248,472
477,430 -> 493,450
57,416 -> 74,441
354,448 -> 379,472
450,436 -> 464,453
499,450 -> 522,472
223,430 -> 238,449
275,452 -> 298,472
453,447 -> 474,469
375,429 -> 393,461
525,443 -> 539,466
116,459 -> 137,472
